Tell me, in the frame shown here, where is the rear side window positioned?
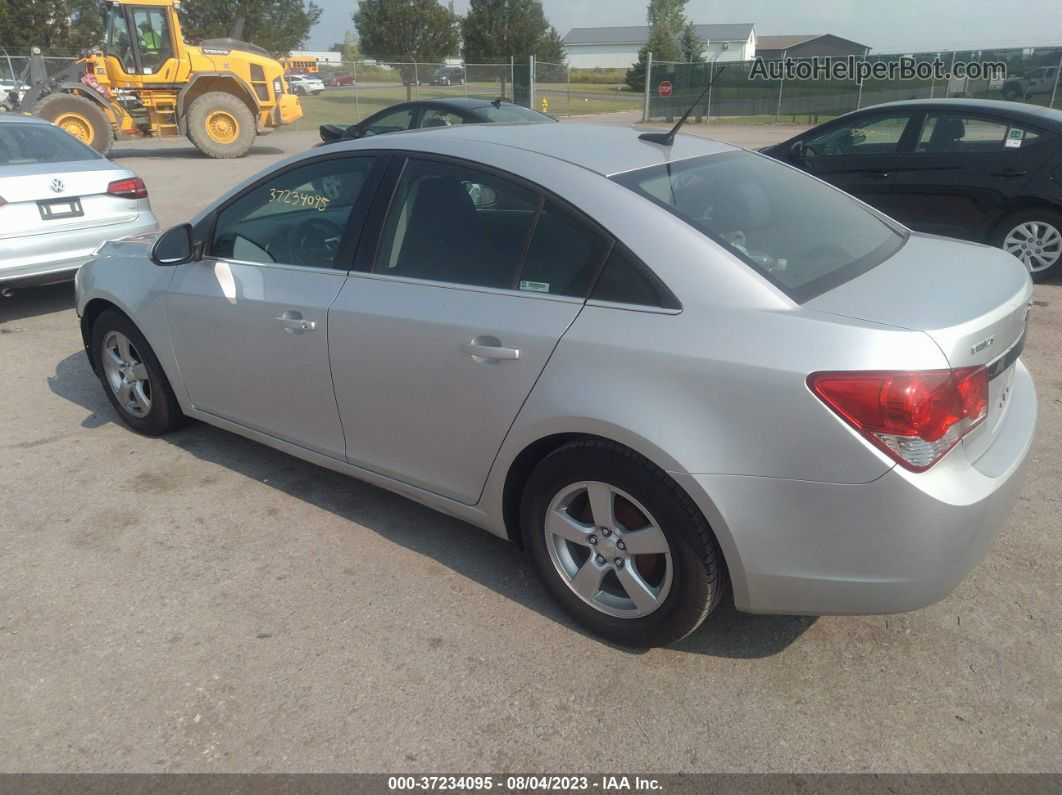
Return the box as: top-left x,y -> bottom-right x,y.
478,104 -> 550,123
916,114 -> 1009,153
591,247 -> 679,309
612,150 -> 905,303
518,203 -> 608,297
0,123 -> 99,164
375,158 -> 539,289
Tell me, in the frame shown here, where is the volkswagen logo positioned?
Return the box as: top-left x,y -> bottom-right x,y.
49,178 -> 64,193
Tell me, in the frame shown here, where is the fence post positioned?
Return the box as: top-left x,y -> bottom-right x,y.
642,52 -> 653,121
1051,51 -> 1062,109
856,48 -> 868,109
510,56 -> 514,101
706,62 -> 713,124
566,61 -> 571,117
775,50 -> 786,122
529,55 -> 535,109
463,60 -> 468,97
352,60 -> 360,121
414,61 -> 420,100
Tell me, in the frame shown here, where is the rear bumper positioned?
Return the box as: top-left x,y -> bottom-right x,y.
0,214 -> 159,288
677,361 -> 1037,616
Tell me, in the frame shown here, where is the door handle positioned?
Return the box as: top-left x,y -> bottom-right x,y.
991,169 -> 1027,178
275,312 -> 316,333
461,337 -> 520,361
861,169 -> 891,179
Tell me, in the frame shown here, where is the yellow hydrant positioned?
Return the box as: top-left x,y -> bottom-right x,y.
540,96 -> 549,114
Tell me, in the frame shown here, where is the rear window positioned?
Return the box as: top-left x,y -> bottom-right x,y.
611,150 -> 905,302
478,104 -> 550,123
0,122 -> 100,165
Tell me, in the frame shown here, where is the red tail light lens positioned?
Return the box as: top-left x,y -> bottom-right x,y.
107,177 -> 148,199
0,195 -> 7,207
808,367 -> 989,471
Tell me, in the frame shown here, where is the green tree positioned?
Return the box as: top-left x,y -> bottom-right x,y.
330,30 -> 362,62
625,0 -> 688,91
0,0 -> 104,53
461,0 -> 564,63
353,0 -> 459,63
680,22 -> 704,63
178,0 -> 322,57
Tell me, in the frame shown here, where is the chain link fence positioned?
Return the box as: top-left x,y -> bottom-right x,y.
645,45 -> 1062,124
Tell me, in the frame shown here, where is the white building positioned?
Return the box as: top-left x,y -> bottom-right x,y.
562,24 -> 756,69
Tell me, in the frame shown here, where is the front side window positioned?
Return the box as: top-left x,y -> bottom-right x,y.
805,114 -> 911,157
375,159 -> 539,289
129,7 -> 173,73
363,108 -> 415,136
211,156 -> 377,269
916,114 -> 1011,153
612,151 -> 905,302
104,7 -> 135,72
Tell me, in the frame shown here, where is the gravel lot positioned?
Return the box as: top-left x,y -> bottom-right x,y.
0,121 -> 1059,773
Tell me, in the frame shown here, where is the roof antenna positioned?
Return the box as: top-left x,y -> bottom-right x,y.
639,65 -> 725,146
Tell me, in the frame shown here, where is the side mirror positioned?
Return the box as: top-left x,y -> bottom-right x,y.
789,140 -> 805,160
150,223 -> 195,266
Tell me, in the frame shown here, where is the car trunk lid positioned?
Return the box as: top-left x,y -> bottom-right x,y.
806,233 -> 1032,463
0,160 -> 141,238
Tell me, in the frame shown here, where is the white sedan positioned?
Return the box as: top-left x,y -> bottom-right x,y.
287,75 -> 325,95
0,114 -> 158,292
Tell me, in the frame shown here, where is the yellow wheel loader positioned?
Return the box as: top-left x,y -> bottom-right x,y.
17,0 -> 302,158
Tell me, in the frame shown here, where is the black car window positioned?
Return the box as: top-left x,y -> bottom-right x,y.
211,156 -> 377,269
419,110 -> 464,128
590,247 -> 679,309
375,158 -> 539,289
517,202 -> 608,297
805,115 -> 911,157
915,114 -> 1010,153
478,104 -> 551,123
364,108 -> 415,135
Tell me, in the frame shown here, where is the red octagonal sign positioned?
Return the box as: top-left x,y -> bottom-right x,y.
658,80 -> 673,97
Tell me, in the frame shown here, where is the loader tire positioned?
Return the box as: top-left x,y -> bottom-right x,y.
35,93 -> 114,155
186,92 -> 256,159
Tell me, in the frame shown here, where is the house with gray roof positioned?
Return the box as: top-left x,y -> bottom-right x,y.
562,24 -> 756,69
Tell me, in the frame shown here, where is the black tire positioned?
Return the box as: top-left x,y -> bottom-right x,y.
990,207 -> 1062,282
185,91 -> 256,159
92,309 -> 184,436
521,438 -> 726,647
34,92 -> 114,155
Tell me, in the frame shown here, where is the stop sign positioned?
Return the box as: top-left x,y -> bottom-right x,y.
658,80 -> 673,97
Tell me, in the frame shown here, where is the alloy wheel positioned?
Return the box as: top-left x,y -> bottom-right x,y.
1003,220 -> 1062,273
544,481 -> 673,618
101,330 -> 152,418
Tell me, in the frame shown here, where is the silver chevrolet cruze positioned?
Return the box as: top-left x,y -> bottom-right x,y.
75,123 -> 1036,646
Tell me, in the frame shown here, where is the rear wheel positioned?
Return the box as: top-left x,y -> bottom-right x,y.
186,92 -> 256,159
521,439 -> 726,647
34,93 -> 114,155
92,309 -> 184,435
992,208 -> 1062,281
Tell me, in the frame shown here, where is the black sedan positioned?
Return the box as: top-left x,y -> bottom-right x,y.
762,99 -> 1062,279
318,97 -> 554,146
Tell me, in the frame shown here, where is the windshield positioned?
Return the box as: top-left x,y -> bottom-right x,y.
612,150 -> 905,302
0,122 -> 100,165
478,104 -> 550,123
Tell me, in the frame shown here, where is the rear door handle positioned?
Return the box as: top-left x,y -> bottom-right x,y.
275,311 -> 316,333
991,169 -> 1027,178
461,337 -> 520,361
861,169 -> 891,179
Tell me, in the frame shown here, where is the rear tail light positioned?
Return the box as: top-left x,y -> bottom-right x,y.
107,177 -> 148,199
808,367 -> 989,471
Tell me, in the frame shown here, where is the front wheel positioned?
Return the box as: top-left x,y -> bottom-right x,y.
186,91 -> 256,158
521,439 -> 726,647
93,309 -> 184,435
992,208 -> 1062,281
34,92 -> 114,155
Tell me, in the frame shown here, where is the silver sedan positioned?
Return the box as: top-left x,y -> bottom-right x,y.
0,114 -> 158,292
75,123 -> 1036,646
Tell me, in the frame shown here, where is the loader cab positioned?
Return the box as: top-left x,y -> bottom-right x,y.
103,2 -> 181,80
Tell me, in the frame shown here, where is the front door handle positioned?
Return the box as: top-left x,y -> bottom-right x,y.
991,169 -> 1028,178
275,311 -> 316,334
461,336 -> 520,362
861,169 -> 891,179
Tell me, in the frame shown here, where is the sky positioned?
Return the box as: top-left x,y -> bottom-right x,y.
306,0 -> 1062,54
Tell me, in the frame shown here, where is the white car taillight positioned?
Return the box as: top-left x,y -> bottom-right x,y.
808,367 -> 989,471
